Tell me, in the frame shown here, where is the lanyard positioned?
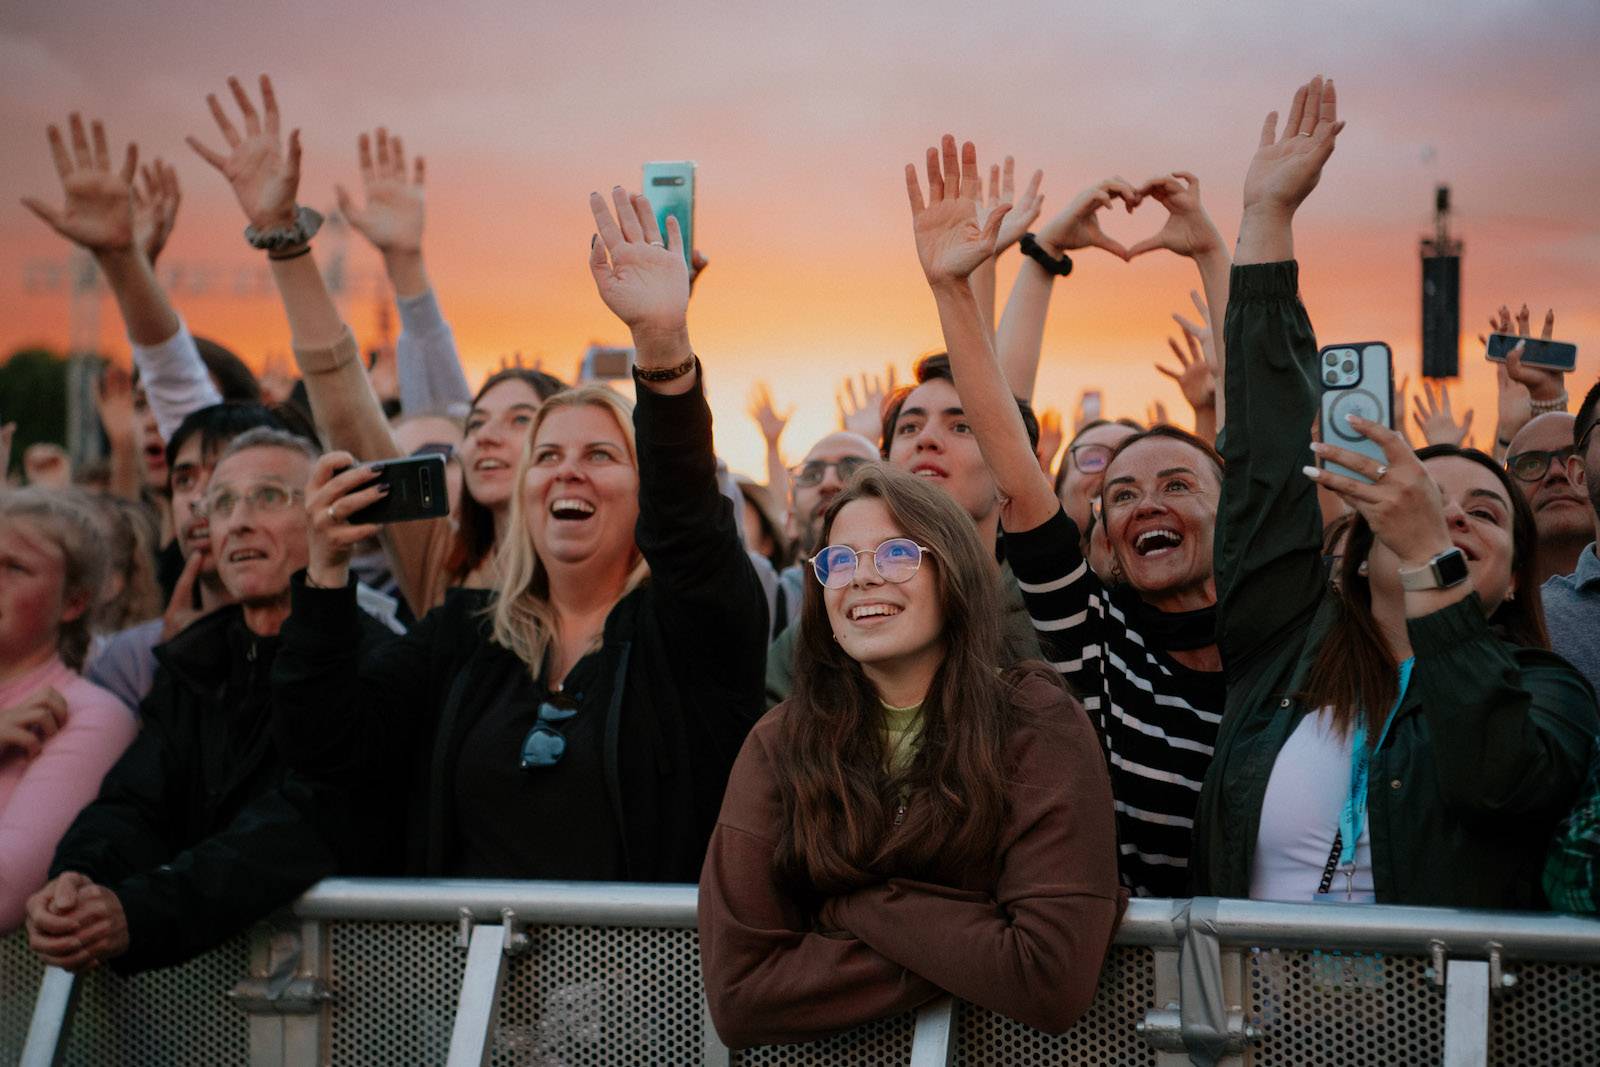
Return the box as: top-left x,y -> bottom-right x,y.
1337,657 -> 1415,868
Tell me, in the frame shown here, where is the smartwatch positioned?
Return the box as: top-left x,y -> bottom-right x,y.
1397,547 -> 1470,591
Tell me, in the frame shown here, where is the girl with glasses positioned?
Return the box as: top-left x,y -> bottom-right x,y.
272,187 -> 767,884
899,135 -> 1229,900
698,465 -> 1120,1046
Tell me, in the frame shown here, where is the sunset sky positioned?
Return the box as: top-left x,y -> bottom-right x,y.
4,0 -> 1598,478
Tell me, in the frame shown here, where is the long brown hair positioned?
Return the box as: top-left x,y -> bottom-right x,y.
1299,445 -> 1549,735
773,465 -> 1056,898
444,368 -> 567,582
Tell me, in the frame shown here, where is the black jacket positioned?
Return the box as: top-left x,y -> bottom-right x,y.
271,371 -> 769,881
50,605 -> 388,973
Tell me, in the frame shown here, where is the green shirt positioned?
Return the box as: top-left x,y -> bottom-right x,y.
880,699 -> 924,781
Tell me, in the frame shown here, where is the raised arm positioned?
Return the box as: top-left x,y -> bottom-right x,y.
338,129 -> 473,417
22,117 -> 219,440
995,177 -> 1137,401
906,135 -> 1058,533
747,383 -> 792,511
190,76 -> 456,615
1214,76 -> 1346,665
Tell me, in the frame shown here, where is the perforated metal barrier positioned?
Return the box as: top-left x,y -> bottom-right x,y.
6,884 -> 1600,1067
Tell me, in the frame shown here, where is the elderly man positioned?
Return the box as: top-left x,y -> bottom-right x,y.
1540,381 -> 1600,694
1506,411 -> 1591,587
26,429 -> 389,973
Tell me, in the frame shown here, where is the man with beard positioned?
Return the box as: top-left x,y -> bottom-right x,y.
1540,381 -> 1600,693
1507,412 -> 1591,588
771,431 -> 880,634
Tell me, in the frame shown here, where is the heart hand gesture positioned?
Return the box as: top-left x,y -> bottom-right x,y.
22,114 -> 139,254
187,75 -> 301,233
906,135 -> 1011,287
1035,177 -> 1141,261
1243,75 -> 1345,217
1127,172 -> 1223,260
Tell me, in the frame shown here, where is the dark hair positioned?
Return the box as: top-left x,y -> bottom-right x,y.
1053,417 -> 1145,495
193,337 -> 261,402
1105,424 -> 1224,483
735,476 -> 793,571
1300,444 -> 1549,736
1576,377 -> 1600,451
879,352 -> 1040,458
164,403 -> 288,473
445,368 -> 569,581
773,465 -> 1059,897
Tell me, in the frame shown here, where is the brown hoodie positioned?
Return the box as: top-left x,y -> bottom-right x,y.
697,674 -> 1123,1048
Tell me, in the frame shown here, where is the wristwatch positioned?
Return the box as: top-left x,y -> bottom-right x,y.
1397,547 -> 1470,591
1018,233 -> 1073,277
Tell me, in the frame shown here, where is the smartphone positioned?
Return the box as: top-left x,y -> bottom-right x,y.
579,345 -> 635,383
1082,390 -> 1102,423
345,454 -> 449,525
1318,342 -> 1394,484
641,161 -> 695,267
1485,332 -> 1579,372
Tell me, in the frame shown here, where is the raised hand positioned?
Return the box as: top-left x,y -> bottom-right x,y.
1157,329 -> 1217,412
1242,75 -> 1345,217
748,383 -> 792,447
905,135 -> 1011,286
1412,379 -> 1474,446
986,157 -> 1044,255
1035,407 -> 1064,475
1502,304 -> 1565,401
337,128 -> 425,255
21,114 -> 138,253
187,74 -> 300,232
305,453 -> 386,590
1127,172 -> 1223,260
23,443 -> 71,489
132,159 -> 180,265
587,186 -> 690,344
160,550 -> 213,642
1307,416 -> 1454,571
1034,177 -> 1141,261
1146,400 -> 1172,427
1172,289 -> 1217,373
838,368 -> 897,439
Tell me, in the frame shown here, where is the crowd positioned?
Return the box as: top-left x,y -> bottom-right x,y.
3,71 -> 1599,1043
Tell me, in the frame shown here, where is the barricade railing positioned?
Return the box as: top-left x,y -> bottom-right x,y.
6,880 -> 1599,1066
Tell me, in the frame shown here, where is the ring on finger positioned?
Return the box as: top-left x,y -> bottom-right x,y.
327,505 -> 338,523
1374,464 -> 1389,480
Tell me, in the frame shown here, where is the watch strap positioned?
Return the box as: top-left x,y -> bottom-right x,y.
1397,547 -> 1469,591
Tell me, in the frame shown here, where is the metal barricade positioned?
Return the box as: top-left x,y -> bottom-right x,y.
5,883 -> 1599,1066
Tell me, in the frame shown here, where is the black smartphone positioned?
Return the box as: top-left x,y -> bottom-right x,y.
1485,332 -> 1579,372
345,454 -> 449,525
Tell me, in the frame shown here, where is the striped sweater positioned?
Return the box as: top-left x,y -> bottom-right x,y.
1004,507 -> 1224,898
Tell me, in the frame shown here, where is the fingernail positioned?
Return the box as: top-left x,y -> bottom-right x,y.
1302,465 -> 1321,479
1309,442 -> 1327,454
590,234 -> 597,249
1346,412 -> 1361,423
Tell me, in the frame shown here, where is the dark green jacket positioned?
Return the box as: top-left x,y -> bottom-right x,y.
1191,261 -> 1598,909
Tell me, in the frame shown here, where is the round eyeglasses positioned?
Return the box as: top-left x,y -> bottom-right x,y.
1069,443 -> 1115,474
790,456 -> 871,488
1506,447 -> 1575,483
810,537 -> 931,589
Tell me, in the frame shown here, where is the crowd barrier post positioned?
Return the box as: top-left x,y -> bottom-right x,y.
19,965 -> 76,1067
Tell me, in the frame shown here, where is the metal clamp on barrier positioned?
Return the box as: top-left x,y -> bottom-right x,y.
1429,939 -> 1520,1067
446,908 -> 532,1067
1139,897 -> 1260,1065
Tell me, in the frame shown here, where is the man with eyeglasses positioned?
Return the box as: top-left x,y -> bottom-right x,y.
1539,380 -> 1600,695
28,428 -> 393,974
1505,412 -> 1590,588
770,432 -> 880,633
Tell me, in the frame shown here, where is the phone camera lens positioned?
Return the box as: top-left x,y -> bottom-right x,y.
1342,360 -> 1356,374
1325,353 -> 1338,365
1324,370 -> 1338,385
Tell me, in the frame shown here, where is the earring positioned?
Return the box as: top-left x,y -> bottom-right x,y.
1357,560 -> 1369,577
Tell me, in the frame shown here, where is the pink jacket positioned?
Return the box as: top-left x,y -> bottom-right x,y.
0,656 -> 136,932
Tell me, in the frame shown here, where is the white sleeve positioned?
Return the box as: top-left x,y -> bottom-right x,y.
130,316 -> 224,441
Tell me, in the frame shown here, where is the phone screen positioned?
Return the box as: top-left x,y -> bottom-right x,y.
1082,391 -> 1102,422
1485,333 -> 1578,371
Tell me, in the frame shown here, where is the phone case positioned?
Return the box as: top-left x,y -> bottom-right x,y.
1484,333 -> 1578,371
642,161 -> 695,267
347,454 -> 449,525
1318,342 -> 1394,484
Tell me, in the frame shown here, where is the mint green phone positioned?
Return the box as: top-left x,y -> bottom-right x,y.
642,161 -> 695,267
